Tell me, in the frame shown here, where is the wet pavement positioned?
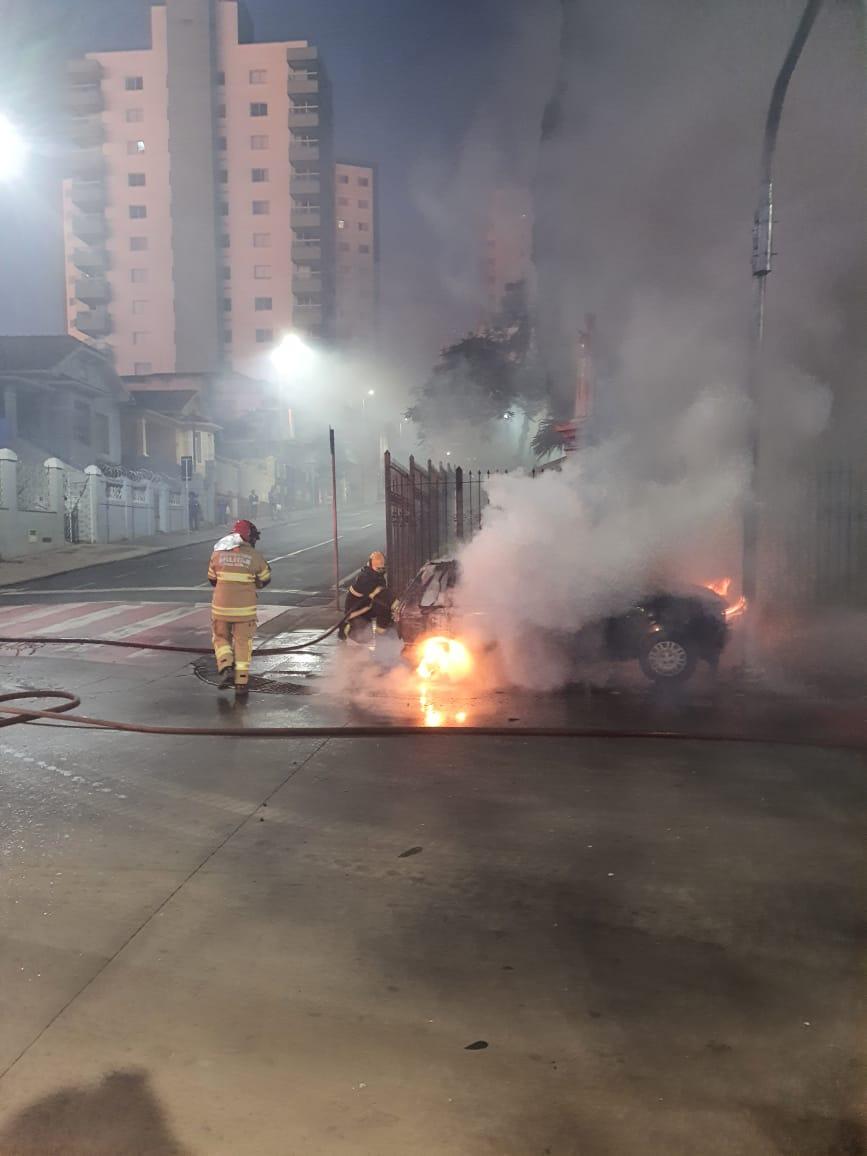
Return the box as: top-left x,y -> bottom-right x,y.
0,636 -> 865,1154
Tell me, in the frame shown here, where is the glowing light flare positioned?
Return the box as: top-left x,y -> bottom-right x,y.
418,685 -> 470,728
705,577 -> 747,621
725,596 -> 747,621
0,114 -> 28,182
706,577 -> 732,598
416,635 -> 473,682
270,332 -> 315,376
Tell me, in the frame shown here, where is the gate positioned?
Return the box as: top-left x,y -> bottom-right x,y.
384,453 -> 497,594
63,472 -> 92,544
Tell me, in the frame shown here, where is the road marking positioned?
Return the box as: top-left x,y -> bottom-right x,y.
267,536 -> 342,564
29,603 -> 150,635
0,600 -> 92,626
0,586 -> 321,597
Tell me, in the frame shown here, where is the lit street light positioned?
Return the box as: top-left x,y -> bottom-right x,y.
270,332 -> 315,377
0,114 -> 28,182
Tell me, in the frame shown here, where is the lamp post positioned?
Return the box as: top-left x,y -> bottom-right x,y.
741,0 -> 824,663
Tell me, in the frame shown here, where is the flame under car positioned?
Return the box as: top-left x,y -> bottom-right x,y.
396,560 -> 730,685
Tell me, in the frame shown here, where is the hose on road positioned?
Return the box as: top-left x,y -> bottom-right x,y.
0,689 -> 864,750
0,616 -> 348,657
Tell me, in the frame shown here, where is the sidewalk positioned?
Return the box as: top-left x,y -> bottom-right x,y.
0,519 -> 283,588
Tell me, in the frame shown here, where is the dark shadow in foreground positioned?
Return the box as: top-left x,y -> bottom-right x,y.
0,1069 -> 192,1156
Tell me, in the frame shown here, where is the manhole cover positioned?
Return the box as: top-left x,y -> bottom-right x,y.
192,656 -> 316,695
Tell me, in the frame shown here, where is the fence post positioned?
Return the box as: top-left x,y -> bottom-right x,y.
122,478 -> 133,540
0,448 -> 19,515
455,467 -> 464,541
384,450 -> 393,580
158,481 -> 170,535
44,458 -> 67,543
84,465 -> 103,543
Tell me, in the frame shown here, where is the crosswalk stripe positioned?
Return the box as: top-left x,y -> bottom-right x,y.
0,601 -> 93,629
29,603 -> 149,636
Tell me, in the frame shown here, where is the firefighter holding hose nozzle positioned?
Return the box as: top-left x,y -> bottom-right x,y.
208,519 -> 271,694
338,551 -> 398,645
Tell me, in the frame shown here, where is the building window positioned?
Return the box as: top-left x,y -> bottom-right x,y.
132,331 -> 149,345
134,361 -> 152,375
249,69 -> 267,84
338,174 -> 349,184
250,102 -> 268,117
129,204 -> 147,219
73,400 -> 91,444
130,268 -> 147,283
252,200 -> 269,215
255,328 -> 273,343
125,76 -> 144,91
126,108 -> 144,123
218,136 -> 227,151
132,299 -> 148,313
94,412 -> 110,455
223,298 -> 231,312
253,233 -> 271,247
216,70 -> 225,86
337,219 -> 345,230
358,176 -> 369,187
358,221 -> 369,232
338,197 -> 349,206
251,168 -> 268,182
220,203 -> 229,216
254,297 -> 272,311
217,103 -> 226,118
359,244 -> 370,254
358,199 -> 369,209
130,236 -> 148,251
126,140 -> 146,154
128,172 -> 146,186
338,241 -> 350,251
251,134 -> 269,149
221,234 -> 230,248
253,265 -> 271,279
219,169 -> 228,183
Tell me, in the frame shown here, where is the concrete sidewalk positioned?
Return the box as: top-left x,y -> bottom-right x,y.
0,517 -> 287,588
0,649 -> 863,1154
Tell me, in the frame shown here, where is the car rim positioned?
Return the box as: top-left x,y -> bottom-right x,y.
647,639 -> 688,676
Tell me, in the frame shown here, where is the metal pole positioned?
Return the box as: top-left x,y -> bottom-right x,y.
742,0 -> 824,662
329,427 -> 340,610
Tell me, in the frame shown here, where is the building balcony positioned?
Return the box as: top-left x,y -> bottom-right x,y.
68,57 -> 103,85
68,147 -> 105,178
72,213 -> 106,243
290,175 -> 320,197
69,116 -> 104,149
293,276 -> 322,295
292,241 -> 321,263
69,85 -> 103,115
289,141 -> 320,162
288,110 -> 319,129
69,178 -> 105,212
75,276 -> 110,305
72,246 -> 108,274
287,74 -> 318,96
286,45 -> 318,64
291,209 -> 321,229
75,307 -> 110,337
294,304 -> 323,329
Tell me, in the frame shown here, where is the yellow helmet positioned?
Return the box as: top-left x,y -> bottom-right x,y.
369,551 -> 386,573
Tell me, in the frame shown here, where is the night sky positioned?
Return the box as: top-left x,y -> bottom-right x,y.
0,0 -> 532,372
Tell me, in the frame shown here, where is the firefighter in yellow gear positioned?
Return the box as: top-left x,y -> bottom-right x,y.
207,519 -> 271,693
338,550 -> 398,643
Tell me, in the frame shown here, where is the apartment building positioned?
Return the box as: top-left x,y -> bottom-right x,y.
483,188 -> 533,320
63,0 -> 334,380
334,162 -> 378,350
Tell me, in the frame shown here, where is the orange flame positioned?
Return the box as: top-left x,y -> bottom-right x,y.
705,577 -> 747,621
416,635 -> 473,682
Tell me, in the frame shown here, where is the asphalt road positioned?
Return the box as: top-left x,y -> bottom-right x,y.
0,503 -> 385,606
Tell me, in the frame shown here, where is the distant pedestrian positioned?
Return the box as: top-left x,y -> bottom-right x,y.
189,491 -> 201,531
248,490 -> 259,519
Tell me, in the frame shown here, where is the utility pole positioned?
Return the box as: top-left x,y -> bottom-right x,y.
742,0 -> 824,661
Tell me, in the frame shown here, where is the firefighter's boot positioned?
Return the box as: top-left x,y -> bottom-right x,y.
218,666 -> 235,690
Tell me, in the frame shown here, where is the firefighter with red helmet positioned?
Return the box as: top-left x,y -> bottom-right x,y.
338,551 -> 398,643
207,519 -> 271,694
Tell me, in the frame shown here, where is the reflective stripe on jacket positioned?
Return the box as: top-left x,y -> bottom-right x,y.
208,544 -> 271,622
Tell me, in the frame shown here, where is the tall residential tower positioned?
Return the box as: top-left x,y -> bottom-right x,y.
64,0 -> 334,379
334,162 -> 379,350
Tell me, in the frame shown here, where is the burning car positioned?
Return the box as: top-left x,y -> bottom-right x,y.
396,559 -> 732,684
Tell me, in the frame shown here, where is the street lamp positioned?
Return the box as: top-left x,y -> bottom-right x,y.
0,114 -> 28,182
741,0 -> 824,664
270,332 -> 315,376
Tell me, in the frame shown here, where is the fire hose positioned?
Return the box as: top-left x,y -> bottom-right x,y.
0,624 -> 863,749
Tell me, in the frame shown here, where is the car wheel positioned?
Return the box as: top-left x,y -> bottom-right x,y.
639,636 -> 697,683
